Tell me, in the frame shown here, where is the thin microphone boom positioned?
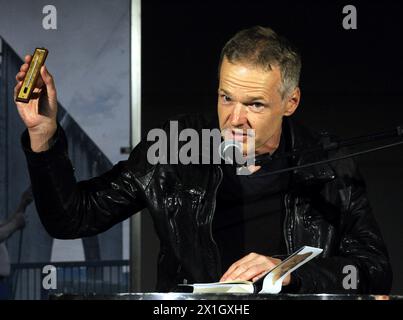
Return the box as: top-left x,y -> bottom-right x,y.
248,125 -> 403,178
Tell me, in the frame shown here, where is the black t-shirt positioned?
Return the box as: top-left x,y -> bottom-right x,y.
213,135 -> 290,273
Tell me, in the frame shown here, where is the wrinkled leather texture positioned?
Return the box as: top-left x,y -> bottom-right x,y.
22,114 -> 392,294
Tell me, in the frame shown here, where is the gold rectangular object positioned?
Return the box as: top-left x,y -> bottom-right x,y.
16,48 -> 48,103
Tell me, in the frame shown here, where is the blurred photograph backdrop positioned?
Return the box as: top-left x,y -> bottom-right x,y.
0,0 -> 131,298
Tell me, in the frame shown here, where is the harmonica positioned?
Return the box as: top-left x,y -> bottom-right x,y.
16,48 -> 48,103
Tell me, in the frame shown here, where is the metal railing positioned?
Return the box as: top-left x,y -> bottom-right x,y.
8,260 -> 130,300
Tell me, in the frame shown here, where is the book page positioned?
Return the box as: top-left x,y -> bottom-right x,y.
179,280 -> 254,294
260,246 -> 323,294
192,282 -> 254,294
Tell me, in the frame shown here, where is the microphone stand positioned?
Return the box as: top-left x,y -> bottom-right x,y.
249,125 -> 403,178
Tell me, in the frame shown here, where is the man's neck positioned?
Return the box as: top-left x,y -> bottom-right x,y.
255,127 -> 282,156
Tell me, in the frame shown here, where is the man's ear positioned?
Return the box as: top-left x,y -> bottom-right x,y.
284,87 -> 301,117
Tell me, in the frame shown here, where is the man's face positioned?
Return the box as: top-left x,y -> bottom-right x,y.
217,57 -> 300,155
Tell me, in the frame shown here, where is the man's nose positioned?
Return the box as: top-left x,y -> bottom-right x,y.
230,103 -> 247,127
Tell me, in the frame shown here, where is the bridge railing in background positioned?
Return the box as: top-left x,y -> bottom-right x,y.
9,260 -> 130,300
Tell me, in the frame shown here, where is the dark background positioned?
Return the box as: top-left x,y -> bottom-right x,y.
141,0 -> 403,293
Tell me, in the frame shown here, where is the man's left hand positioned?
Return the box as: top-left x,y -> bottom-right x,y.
220,252 -> 291,285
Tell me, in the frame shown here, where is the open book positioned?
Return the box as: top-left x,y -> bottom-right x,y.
181,246 -> 322,294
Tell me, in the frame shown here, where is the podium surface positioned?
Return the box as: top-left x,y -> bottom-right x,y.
50,293 -> 403,300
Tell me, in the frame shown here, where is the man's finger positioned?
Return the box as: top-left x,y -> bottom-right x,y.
221,253 -> 264,281
24,55 -> 32,63
252,270 -> 269,282
235,263 -> 268,281
220,253 -> 258,281
35,75 -> 45,89
40,65 -> 56,100
222,255 -> 277,282
14,81 -> 23,101
16,71 -> 26,83
20,63 -> 29,73
34,66 -> 47,90
224,258 -> 271,281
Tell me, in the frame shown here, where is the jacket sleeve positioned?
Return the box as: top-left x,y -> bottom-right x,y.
290,161 -> 393,294
21,124 -> 149,239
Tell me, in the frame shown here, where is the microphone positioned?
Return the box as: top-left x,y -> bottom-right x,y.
219,140 -> 244,165
219,140 -> 265,175
219,139 -> 275,167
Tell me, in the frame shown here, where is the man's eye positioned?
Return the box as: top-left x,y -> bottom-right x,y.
247,103 -> 265,112
221,95 -> 231,103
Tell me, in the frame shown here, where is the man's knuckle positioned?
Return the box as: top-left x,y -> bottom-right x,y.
238,265 -> 246,273
257,255 -> 267,262
249,266 -> 259,274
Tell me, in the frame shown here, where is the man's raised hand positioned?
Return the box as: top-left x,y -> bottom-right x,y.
14,55 -> 58,152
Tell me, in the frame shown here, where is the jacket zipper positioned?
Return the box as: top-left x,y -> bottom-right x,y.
283,193 -> 292,254
207,165 -> 223,277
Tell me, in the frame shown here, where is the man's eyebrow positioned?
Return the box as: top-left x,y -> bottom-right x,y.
218,89 -> 270,104
218,88 -> 231,95
245,95 -> 267,101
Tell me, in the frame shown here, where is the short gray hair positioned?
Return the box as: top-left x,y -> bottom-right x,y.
219,26 -> 301,98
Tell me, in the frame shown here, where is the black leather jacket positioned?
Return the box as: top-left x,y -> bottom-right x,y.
22,114 -> 392,294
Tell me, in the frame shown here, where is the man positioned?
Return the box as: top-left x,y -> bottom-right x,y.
0,188 -> 32,299
14,26 -> 392,293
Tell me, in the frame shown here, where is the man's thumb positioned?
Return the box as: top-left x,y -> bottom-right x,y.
40,65 -> 56,99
